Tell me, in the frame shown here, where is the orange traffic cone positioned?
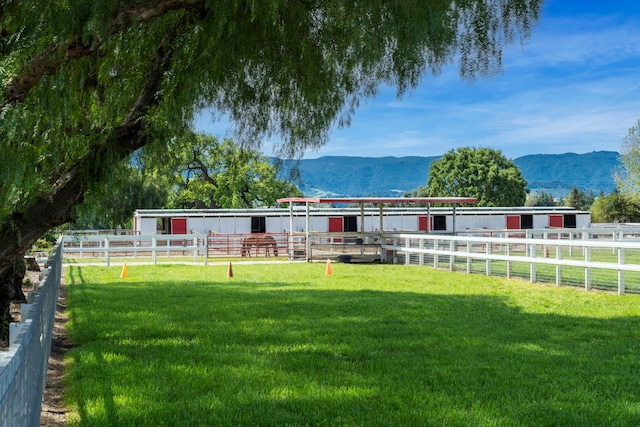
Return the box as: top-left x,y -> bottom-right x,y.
120,262 -> 128,279
325,259 -> 332,275
227,261 -> 233,278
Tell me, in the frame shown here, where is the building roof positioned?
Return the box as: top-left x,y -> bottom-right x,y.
276,197 -> 478,205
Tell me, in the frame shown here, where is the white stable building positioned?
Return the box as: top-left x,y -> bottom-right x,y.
132,197 -> 590,236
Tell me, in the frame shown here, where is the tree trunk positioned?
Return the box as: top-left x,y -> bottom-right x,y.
0,259 -> 27,340
0,27 -> 178,337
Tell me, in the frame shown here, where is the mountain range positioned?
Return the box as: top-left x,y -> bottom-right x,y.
283,151 -> 620,199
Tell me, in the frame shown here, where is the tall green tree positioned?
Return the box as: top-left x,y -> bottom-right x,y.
564,186 -> 583,210
591,192 -> 640,223
564,186 -> 594,211
419,147 -> 527,206
0,1 -> 541,328
167,134 -> 302,209
525,190 -> 557,207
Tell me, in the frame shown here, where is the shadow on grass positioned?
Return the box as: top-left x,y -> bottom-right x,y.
65,266 -> 640,426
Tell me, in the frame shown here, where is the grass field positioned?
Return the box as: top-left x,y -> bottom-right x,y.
64,263 -> 640,426
62,255 -> 290,264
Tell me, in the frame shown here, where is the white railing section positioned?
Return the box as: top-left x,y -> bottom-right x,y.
0,241 -> 62,427
461,227 -> 640,243
61,234 -> 208,265
381,232 -> 640,295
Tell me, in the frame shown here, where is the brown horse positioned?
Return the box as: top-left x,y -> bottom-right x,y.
241,235 -> 279,257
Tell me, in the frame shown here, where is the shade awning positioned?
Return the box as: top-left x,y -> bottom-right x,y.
277,197 -> 477,205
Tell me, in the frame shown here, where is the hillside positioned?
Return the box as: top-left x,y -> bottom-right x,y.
513,151 -> 619,197
284,151 -> 620,198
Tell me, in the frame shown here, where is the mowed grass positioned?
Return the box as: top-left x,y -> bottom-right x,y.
64,263 -> 640,426
63,255 -> 289,264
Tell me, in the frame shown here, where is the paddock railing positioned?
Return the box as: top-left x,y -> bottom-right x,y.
0,241 -> 62,426
60,232 -> 294,264
381,232 -> 640,295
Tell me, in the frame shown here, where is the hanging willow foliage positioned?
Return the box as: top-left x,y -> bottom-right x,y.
0,0 -> 541,275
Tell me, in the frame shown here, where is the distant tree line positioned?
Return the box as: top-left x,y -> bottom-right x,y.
526,187 -> 596,211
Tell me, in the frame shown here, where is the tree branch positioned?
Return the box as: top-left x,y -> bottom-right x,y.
2,0 -> 203,106
187,154 -> 217,186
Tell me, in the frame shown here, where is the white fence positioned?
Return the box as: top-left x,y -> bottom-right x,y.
381,231 -> 640,295
61,234 -> 208,264
0,241 -> 62,427
61,232 -> 299,262
60,229 -> 640,294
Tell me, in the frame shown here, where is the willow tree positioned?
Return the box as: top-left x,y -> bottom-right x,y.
0,0 -> 541,320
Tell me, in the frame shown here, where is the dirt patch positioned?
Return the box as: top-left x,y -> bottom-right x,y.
0,266 -> 71,426
40,272 -> 71,427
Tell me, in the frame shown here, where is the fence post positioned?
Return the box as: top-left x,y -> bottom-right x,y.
569,232 -> 574,257
485,241 -> 492,276
204,235 -> 209,266
466,241 -> 472,274
449,240 -> 455,271
193,236 -> 198,263
618,248 -> 625,295
419,238 -> 425,266
133,235 -> 138,258
555,245 -> 562,287
506,243 -> 512,279
405,238 -> 410,266
433,238 -> 439,269
529,243 -> 536,283
152,236 -> 157,265
105,237 -> 110,266
585,246 -> 592,291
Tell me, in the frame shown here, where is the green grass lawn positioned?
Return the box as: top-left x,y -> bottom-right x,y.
64,263 -> 640,426
63,255 -> 290,264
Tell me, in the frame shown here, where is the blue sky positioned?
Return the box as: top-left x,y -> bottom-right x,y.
195,0 -> 640,160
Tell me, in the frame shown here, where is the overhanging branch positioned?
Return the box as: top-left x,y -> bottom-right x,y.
2,0 -> 203,106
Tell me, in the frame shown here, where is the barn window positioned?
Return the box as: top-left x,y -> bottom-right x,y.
251,216 -> 266,233
433,215 -> 446,231
344,216 -> 358,232
564,214 -> 577,228
521,214 -> 533,229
